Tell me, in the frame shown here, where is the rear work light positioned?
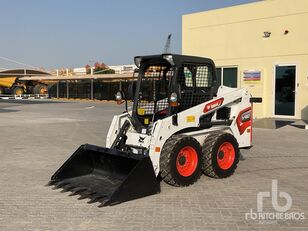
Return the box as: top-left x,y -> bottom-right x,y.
236,107 -> 252,135
241,110 -> 251,122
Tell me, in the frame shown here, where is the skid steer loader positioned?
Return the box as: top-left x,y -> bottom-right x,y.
49,54 -> 261,207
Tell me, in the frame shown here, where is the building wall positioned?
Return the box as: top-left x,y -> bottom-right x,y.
108,64 -> 136,74
183,0 -> 308,119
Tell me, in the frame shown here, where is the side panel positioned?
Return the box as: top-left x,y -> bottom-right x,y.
106,87 -> 253,176
149,87 -> 252,175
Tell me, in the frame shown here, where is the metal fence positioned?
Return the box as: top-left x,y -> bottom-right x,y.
48,79 -> 135,100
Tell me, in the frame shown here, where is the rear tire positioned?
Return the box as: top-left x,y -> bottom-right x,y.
202,132 -> 239,178
0,87 -> 4,95
160,135 -> 202,187
34,84 -> 48,94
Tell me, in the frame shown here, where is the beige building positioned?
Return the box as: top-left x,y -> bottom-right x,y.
183,0 -> 308,120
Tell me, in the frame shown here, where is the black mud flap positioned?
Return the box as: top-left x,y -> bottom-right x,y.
48,144 -> 160,207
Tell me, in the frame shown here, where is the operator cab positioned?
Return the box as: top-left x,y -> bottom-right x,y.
131,54 -> 218,131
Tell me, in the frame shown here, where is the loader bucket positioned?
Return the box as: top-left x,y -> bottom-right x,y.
49,144 -> 160,207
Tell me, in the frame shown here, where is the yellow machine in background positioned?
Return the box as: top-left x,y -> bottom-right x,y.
0,76 -> 48,95
0,77 -> 21,94
0,77 -> 17,88
0,69 -> 50,95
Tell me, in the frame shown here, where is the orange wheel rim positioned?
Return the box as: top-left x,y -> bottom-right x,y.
40,88 -> 47,94
16,89 -> 23,95
176,146 -> 198,177
217,142 -> 235,170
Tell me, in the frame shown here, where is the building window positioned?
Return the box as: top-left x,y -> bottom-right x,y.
216,67 -> 238,88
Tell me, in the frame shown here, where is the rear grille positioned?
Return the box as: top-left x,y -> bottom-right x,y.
216,107 -> 230,120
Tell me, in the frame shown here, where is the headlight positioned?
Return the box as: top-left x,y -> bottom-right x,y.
170,92 -> 177,102
169,92 -> 178,107
115,91 -> 124,104
115,91 -> 122,101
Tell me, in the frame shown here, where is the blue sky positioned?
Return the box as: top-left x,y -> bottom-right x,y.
0,0 -> 258,69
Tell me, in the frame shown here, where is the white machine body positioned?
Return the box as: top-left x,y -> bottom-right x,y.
106,86 -> 253,176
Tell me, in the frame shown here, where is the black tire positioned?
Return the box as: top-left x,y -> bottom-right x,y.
34,84 -> 48,94
0,87 -> 4,95
13,86 -> 24,95
160,135 -> 202,187
202,132 -> 239,178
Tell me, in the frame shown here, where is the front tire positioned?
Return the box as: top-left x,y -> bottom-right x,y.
202,132 -> 239,178
13,86 -> 24,95
160,135 -> 202,187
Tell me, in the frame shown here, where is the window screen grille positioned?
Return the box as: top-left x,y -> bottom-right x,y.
136,65 -> 172,116
178,64 -> 213,111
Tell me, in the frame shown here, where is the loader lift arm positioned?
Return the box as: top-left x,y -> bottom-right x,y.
111,120 -> 131,150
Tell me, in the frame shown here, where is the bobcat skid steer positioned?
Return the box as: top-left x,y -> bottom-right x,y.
49,54 -> 261,207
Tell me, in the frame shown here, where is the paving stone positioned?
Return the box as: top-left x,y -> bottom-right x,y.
0,100 -> 307,230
